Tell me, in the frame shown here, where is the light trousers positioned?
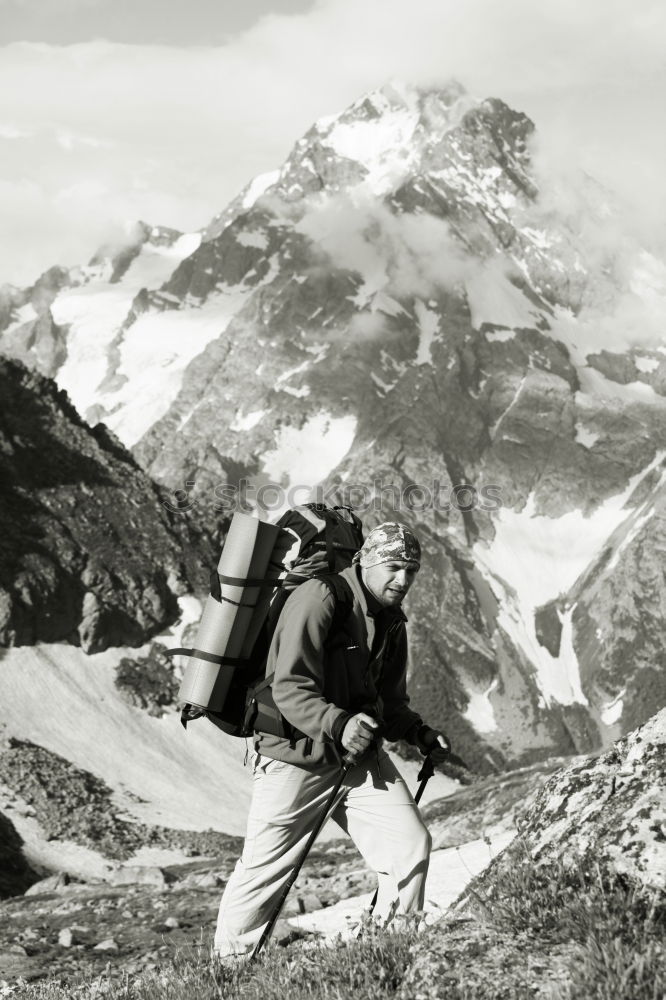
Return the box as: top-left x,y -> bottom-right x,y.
214,749 -> 432,956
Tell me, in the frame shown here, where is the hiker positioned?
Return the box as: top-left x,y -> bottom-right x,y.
213,521 -> 450,957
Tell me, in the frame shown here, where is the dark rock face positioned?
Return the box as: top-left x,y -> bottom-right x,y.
0,811 -> 40,899
0,358 -> 208,652
0,267 -> 71,379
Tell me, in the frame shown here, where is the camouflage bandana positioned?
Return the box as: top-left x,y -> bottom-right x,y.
353,522 -> 421,568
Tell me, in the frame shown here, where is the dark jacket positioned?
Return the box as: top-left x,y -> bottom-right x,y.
254,564 -> 423,769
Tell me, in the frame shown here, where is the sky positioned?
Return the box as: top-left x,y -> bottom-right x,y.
0,0 -> 664,285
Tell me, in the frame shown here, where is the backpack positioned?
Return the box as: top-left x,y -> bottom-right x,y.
171,504 -> 364,739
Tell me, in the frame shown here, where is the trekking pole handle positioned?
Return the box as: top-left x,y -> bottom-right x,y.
415,752 -> 436,801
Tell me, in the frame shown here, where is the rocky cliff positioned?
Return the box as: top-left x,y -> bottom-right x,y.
0,357 -> 208,652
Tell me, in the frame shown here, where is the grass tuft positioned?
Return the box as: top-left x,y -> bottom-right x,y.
10,924 -> 418,1000
401,849 -> 666,1000
7,854 -> 664,1000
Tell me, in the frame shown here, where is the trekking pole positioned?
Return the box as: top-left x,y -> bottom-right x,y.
366,753 -> 436,916
249,754 -> 357,963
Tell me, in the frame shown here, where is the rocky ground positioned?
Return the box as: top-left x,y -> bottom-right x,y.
1,712 -> 663,995
0,838 -> 375,986
0,736 -> 566,989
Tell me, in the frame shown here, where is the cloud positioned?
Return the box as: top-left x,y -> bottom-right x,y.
0,0 -> 663,284
296,192 -> 482,303
0,0 -> 103,7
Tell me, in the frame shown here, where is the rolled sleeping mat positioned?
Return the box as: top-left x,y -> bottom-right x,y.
236,526 -> 297,657
177,512 -> 282,712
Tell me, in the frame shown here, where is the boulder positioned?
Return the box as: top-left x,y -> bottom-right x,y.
93,938 -> 119,952
0,945 -> 47,982
57,928 -> 74,948
0,811 -> 40,899
108,865 -> 167,888
24,872 -> 70,897
512,707 -> 665,889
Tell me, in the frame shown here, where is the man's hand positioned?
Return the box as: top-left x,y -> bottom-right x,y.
416,726 -> 451,766
341,713 -> 380,759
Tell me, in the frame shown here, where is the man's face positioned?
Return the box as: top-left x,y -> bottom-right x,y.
361,559 -> 420,607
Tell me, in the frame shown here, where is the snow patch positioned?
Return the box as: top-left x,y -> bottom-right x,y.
103,297 -> 242,446
370,372 -> 397,395
261,413 -> 356,485
605,503 -> 656,574
498,191 -> 516,210
601,689 -> 626,726
242,170 -> 279,209
485,328 -> 516,343
0,644 -> 252,835
477,454 -> 664,610
575,424 -> 600,448
230,408 -> 267,432
288,833 -> 515,938
577,367 -> 663,405
473,453 -> 666,706
236,231 -> 268,250
14,302 -> 38,324
276,360 -> 311,385
152,595 -> 202,652
100,256 -> 280,446
414,300 -> 440,365
281,385 -> 310,398
635,356 -> 660,374
371,291 -> 407,316
465,264 -> 541,331
463,678 -> 499,733
53,233 -> 202,434
121,233 -> 201,288
324,107 -> 419,195
522,227 -> 552,250
491,375 -> 526,439
3,301 -> 38,336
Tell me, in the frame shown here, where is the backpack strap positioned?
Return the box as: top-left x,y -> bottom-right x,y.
319,573 -> 355,635
262,574 -> 354,684
249,574 -> 355,742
